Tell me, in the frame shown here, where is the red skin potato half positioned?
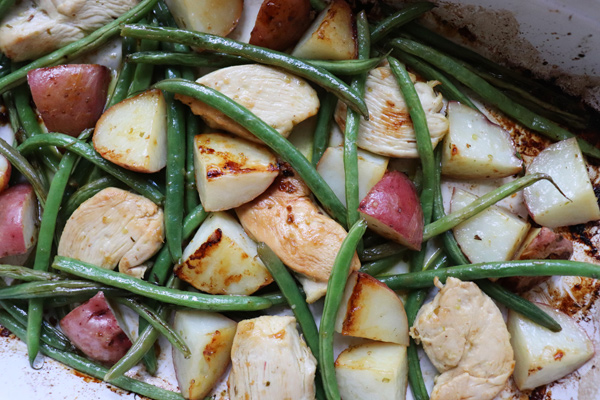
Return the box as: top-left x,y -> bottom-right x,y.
0,183 -> 37,258
249,0 -> 312,51
358,170 -> 424,251
27,64 -> 111,137
60,292 -> 132,365
0,155 -> 11,194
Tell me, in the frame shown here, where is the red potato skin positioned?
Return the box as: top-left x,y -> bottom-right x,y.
249,0 -> 312,51
60,292 -> 132,365
0,183 -> 37,258
358,170 -> 423,251
27,64 -> 111,137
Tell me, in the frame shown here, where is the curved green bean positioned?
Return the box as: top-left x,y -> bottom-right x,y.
17,134 -> 165,205
0,265 -> 63,282
106,36 -> 137,109
153,78 -> 347,226
0,0 -> 16,19
61,176 -> 121,220
120,25 -> 368,118
311,92 -> 336,166
319,219 -> 367,400
0,280 -> 126,299
359,254 -> 403,276
0,137 -> 47,207
370,2 -> 435,44
128,18 -> 161,96
52,256 -> 273,311
360,241 -> 406,262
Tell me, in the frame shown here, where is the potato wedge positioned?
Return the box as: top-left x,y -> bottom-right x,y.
165,0 -> 242,37
317,146 -> 389,204
524,138 -> 600,227
193,133 -> 279,212
441,101 -> 522,179
28,64 -> 111,136
336,342 -> 408,400
176,64 -> 319,143
174,212 -> 273,295
0,184 -> 38,258
93,89 -> 167,173
335,271 -> 409,345
508,303 -> 594,391
291,0 -> 357,60
451,188 -> 530,263
173,310 -> 237,400
248,0 -> 312,51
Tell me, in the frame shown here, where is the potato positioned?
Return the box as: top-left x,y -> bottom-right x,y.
508,303 -> 594,390
524,138 -> 600,227
165,0 -> 242,38
0,154 -> 11,194
335,271 -> 409,346
60,292 -> 131,365
193,133 -> 279,211
93,89 -> 167,173
27,64 -> 111,136
441,101 -> 522,179
317,146 -> 389,205
0,184 -> 38,258
336,342 -> 408,400
228,0 -> 263,43
248,0 -> 312,51
451,188 -> 530,263
174,211 -> 273,295
172,310 -> 237,400
291,0 -> 357,60
358,171 -> 423,251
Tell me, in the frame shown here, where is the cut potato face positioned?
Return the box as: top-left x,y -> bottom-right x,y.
441,101 -> 522,179
317,146 -> 389,204
335,66 -> 449,158
508,303 -> 594,391
335,272 -> 409,345
335,342 -> 408,400
174,212 -> 273,295
93,89 -> 167,173
176,64 -> 319,143
165,0 -> 242,37
451,188 -> 530,263
291,0 -> 357,60
172,310 -> 237,400
0,154 -> 11,194
523,138 -> 600,228
193,133 -> 279,212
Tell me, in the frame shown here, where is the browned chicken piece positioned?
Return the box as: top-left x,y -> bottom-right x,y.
228,316 -> 317,400
410,277 -> 514,400
236,165 -> 360,302
58,187 -> 164,278
500,227 -> 573,293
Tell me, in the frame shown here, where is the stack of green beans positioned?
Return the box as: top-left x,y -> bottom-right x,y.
1,1 -> 600,400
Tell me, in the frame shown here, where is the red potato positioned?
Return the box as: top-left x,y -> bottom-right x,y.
27,64 -> 111,137
0,155 -> 10,193
248,0 -> 312,51
0,183 -> 38,258
358,170 -> 423,251
60,292 -> 131,365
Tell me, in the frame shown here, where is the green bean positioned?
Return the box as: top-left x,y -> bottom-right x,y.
380,259 -> 600,290
0,280 -> 126,299
111,297 -> 190,357
311,92 -> 336,166
370,2 -> 435,44
258,291 -> 287,306
0,312 -> 185,400
359,254 -> 402,276
392,49 -> 477,109
388,56 -> 435,224
61,176 -> 121,220
128,18 -> 161,96
320,219 -> 367,400
310,0 -> 327,12
154,78 -> 348,226
52,256 -> 273,311
121,25 -> 368,118
423,173 -> 559,241
0,0 -> 159,94
0,137 -> 47,207
390,38 -> 600,159
0,0 -> 16,19
106,36 -> 138,108
0,265 -> 63,282
360,242 -> 406,262
184,110 -> 200,213
18,133 -> 165,205
2,91 -> 20,134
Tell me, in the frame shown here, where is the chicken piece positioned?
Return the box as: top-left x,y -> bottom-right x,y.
236,165 -> 360,302
176,64 -> 319,143
500,227 -> 573,293
0,0 -> 137,61
58,187 -> 164,278
228,316 -> 317,400
410,277 -> 514,400
335,66 -> 449,158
